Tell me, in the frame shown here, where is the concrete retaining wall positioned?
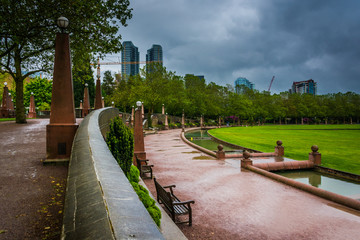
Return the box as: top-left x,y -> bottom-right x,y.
61,107 -> 164,240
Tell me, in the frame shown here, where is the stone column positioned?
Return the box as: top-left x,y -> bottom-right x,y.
102,97 -> 105,108
309,145 -> 321,165
200,115 -> 203,128
79,100 -> 83,110
218,116 -> 221,128
134,101 -> 146,165
275,140 -> 284,157
27,93 -> 36,118
82,83 -> 90,117
241,151 -> 253,168
162,104 -> 165,114
46,23 -> 79,161
165,113 -> 169,130
1,82 -> 9,118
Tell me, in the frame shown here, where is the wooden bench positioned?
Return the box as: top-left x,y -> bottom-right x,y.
154,178 -> 195,226
135,154 -> 153,179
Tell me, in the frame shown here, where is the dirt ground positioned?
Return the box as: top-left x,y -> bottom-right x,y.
0,119 -> 67,240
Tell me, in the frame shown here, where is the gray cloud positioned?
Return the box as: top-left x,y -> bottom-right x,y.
102,0 -> 360,94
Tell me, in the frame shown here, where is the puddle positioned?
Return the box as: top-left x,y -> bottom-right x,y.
192,156 -> 214,160
182,151 -> 201,154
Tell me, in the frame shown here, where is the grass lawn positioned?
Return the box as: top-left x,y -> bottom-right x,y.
0,118 -> 15,122
209,125 -> 360,175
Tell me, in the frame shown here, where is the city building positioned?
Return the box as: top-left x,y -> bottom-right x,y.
146,44 -> 163,64
121,41 -> 139,77
290,79 -> 317,95
146,44 -> 163,73
235,77 -> 254,94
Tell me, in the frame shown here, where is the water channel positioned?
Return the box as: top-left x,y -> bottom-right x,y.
185,129 -> 360,200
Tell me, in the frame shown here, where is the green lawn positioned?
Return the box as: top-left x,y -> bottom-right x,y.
209,125 -> 360,175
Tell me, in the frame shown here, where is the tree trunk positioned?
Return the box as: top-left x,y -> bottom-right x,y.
14,48 -> 27,124
350,117 -> 353,124
301,117 -> 304,125
295,118 -> 298,125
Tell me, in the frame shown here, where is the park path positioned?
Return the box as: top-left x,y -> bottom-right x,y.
143,129 -> 360,240
0,119 -> 73,240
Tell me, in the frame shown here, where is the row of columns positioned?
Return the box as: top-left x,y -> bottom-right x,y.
1,82 -> 36,118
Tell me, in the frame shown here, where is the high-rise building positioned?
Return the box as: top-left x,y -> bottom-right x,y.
235,77 -> 254,94
146,44 -> 163,64
290,79 -> 317,95
121,41 -> 139,77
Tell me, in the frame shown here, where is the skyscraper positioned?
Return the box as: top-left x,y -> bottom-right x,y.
290,79 -> 317,95
235,77 -> 254,94
146,44 -> 163,64
121,41 -> 139,77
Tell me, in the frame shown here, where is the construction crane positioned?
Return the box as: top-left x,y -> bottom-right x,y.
91,57 -> 163,76
268,76 -> 275,92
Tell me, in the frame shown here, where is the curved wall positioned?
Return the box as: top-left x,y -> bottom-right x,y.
61,107 -> 164,240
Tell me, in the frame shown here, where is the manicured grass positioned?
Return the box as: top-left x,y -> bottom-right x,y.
0,118 -> 15,122
209,125 -> 360,175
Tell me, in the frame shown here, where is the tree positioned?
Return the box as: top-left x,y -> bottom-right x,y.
102,70 -> 115,96
0,0 -> 132,123
24,77 -> 52,110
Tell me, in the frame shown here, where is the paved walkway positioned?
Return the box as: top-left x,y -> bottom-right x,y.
143,129 -> 360,240
0,119 -> 74,240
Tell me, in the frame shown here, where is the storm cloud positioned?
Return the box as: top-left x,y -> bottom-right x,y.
101,0 -> 360,94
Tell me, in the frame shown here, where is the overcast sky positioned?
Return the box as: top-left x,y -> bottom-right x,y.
99,0 -> 360,94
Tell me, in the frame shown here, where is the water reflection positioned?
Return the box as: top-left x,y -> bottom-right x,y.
276,170 -> 360,197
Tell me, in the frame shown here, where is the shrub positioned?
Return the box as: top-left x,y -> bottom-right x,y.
106,116 -> 134,176
127,165 -> 140,183
130,181 -> 162,226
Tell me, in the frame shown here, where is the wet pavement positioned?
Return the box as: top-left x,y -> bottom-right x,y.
0,119 -> 72,240
143,129 -> 360,240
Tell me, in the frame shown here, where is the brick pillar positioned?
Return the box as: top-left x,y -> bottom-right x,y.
165,113 -> 169,130
134,101 -> 146,165
162,104 -> 165,115
309,145 -> 321,165
1,83 -> 9,118
275,140 -> 284,156
82,84 -> 90,117
182,109 -> 185,132
216,144 -> 225,159
131,106 -> 134,126
27,94 -> 36,118
241,151 -> 253,168
46,32 -> 78,160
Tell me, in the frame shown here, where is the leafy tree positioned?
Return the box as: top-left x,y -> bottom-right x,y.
23,77 -> 52,110
0,0 -> 132,123
102,70 -> 115,96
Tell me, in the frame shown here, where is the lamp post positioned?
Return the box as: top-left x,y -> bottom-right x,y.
46,16 -> 78,161
162,103 -> 165,115
165,113 -> 169,130
82,83 -> 90,117
131,105 -> 134,126
94,57 -> 103,109
134,100 -> 146,164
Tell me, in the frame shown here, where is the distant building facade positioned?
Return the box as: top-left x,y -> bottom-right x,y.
121,41 -> 139,77
146,44 -> 163,73
235,77 -> 254,94
146,44 -> 163,64
290,79 -> 317,95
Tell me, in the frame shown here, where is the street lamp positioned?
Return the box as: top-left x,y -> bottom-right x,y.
4,82 -> 7,86
136,101 -> 142,107
85,83 -> 88,87
57,16 -> 69,32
